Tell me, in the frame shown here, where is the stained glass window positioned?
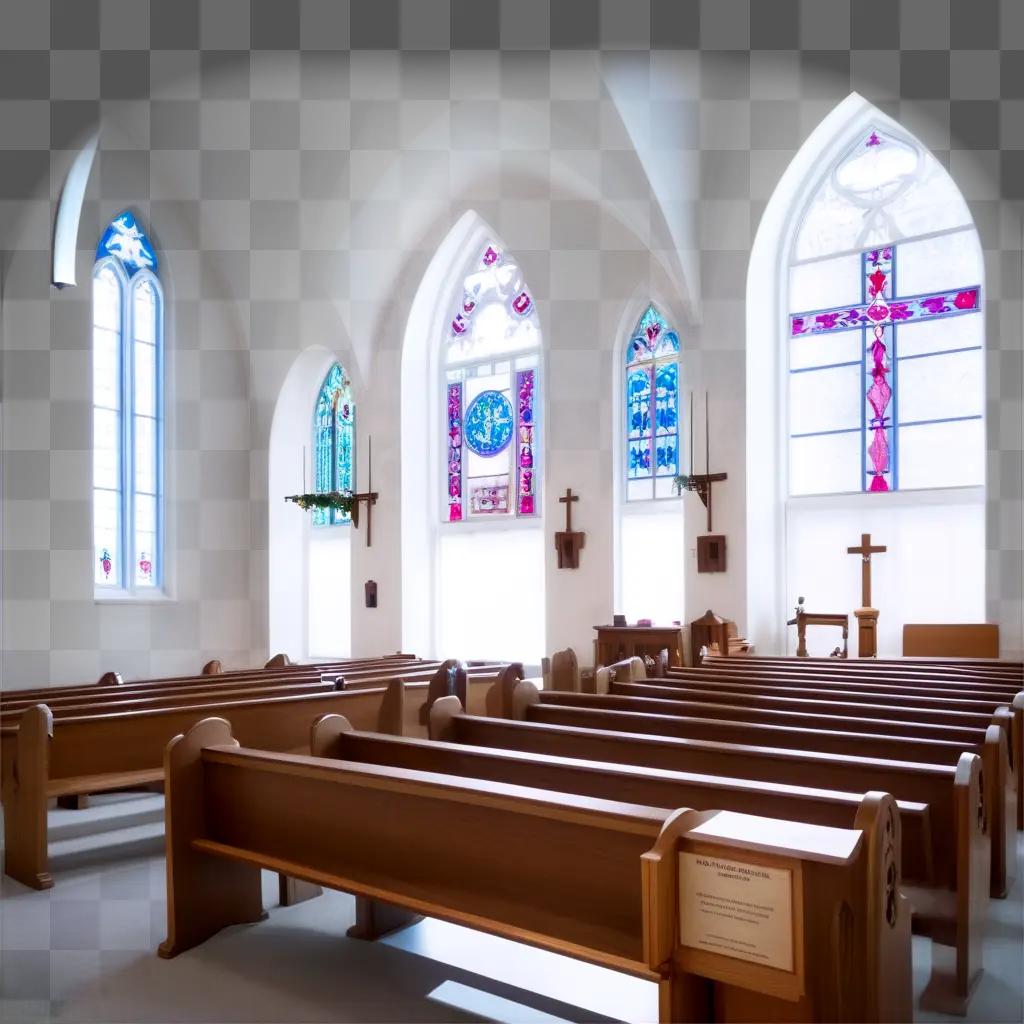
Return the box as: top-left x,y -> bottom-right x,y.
624,305 -> 681,501
443,243 -> 540,521
788,129 -> 983,496
311,364 -> 355,526
93,211 -> 163,591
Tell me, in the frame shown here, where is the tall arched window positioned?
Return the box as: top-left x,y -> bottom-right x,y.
788,127 -> 983,495
624,304 -> 681,501
311,363 -> 355,526
618,303 -> 685,624
751,102 -> 987,656
92,211 -> 163,593
443,242 -> 540,521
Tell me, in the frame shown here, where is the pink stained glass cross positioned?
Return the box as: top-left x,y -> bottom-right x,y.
790,243 -> 981,492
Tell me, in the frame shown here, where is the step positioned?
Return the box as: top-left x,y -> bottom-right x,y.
48,792 -> 165,841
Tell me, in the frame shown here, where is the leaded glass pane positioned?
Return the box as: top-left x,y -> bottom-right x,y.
896,348 -> 983,425
134,342 -> 156,416
134,416 -> 156,494
133,279 -> 157,342
790,364 -> 862,436
897,418 -> 985,490
94,489 -> 121,587
93,329 -> 121,410
93,266 -> 122,331
93,408 -> 120,490
627,368 -> 651,440
789,431 -> 862,496
134,493 -> 156,586
891,229 -> 982,297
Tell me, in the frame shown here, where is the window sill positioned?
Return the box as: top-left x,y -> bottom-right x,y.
94,590 -> 172,605
437,515 -> 542,535
786,484 -> 985,510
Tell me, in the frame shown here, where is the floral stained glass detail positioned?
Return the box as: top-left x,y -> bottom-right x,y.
624,304 -> 681,497
516,369 -> 536,516
96,211 -> 158,277
311,364 -> 355,527
447,244 -> 540,363
447,382 -> 463,522
789,242 -> 982,492
464,390 -> 515,457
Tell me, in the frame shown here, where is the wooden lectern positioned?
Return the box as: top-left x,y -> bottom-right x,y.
787,602 -> 849,658
690,610 -> 751,664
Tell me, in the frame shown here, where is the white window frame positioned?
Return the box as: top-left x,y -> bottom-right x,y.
92,255 -> 165,599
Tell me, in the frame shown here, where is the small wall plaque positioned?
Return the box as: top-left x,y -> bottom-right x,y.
697,534 -> 726,573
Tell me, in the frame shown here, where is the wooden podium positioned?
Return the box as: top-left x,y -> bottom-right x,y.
787,608 -> 849,658
594,625 -> 683,670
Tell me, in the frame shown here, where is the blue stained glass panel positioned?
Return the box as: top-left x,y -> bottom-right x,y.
624,303 -> 682,498
627,369 -> 651,439
628,438 -> 652,479
656,438 -> 678,475
464,389 -> 515,457
311,363 -> 355,527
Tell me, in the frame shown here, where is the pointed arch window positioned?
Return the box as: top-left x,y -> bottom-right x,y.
93,211 -> 163,592
624,304 -> 681,501
443,243 -> 540,521
788,128 -> 984,495
311,363 -> 355,526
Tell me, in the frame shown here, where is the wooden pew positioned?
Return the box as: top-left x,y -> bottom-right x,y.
0,654 -> 424,706
158,716 -> 911,1023
517,687 -> 1015,901
702,652 -> 1022,678
676,664 -> 1024,695
312,711 -> 930,889
0,675 -> 340,717
655,667 -> 1024,829
1,667 -> 504,891
426,696 -> 987,1015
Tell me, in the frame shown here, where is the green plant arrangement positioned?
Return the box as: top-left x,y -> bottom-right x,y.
284,491 -> 355,513
672,475 -> 691,495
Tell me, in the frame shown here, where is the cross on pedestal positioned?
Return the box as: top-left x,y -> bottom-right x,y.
846,532 -> 887,658
555,488 -> 585,569
846,532 -> 887,608
559,488 -> 578,530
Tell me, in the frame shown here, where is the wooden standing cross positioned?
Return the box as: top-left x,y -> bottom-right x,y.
554,487 -> 585,569
846,532 -> 887,658
847,532 -> 887,608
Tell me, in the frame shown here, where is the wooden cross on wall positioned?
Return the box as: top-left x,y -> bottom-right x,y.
554,487 -> 585,569
847,532 -> 887,608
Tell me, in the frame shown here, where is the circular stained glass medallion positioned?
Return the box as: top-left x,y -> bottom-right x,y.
464,390 -> 514,457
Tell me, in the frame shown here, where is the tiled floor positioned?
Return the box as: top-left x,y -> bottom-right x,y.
1,793 -> 1021,1023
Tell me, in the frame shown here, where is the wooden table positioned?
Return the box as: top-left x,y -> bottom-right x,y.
594,625 -> 684,669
